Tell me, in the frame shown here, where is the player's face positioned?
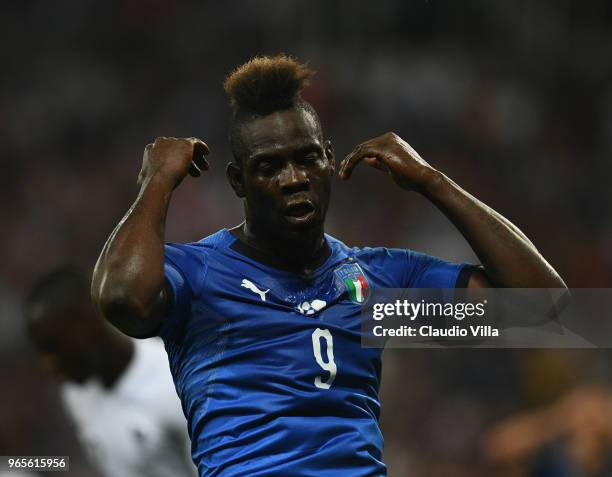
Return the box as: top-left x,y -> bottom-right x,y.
236,108 -> 335,238
27,306 -> 95,384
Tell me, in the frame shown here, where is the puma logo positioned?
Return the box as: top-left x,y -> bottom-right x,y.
241,279 -> 270,302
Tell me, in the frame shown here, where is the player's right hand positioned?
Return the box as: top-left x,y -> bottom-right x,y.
137,137 -> 210,189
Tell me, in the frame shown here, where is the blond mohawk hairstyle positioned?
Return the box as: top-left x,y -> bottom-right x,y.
223,54 -> 315,114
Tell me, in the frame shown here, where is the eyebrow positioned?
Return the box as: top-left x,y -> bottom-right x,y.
250,142 -> 322,162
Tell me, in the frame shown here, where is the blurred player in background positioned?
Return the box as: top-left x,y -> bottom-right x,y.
91,55 -> 566,476
483,384 -> 612,476
25,266 -> 197,477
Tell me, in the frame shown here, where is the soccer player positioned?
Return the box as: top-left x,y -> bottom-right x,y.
91,55 -> 566,476
25,266 -> 197,477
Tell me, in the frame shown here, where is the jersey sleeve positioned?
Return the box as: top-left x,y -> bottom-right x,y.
378,248 -> 473,289
404,249 -> 473,288
160,243 -> 208,338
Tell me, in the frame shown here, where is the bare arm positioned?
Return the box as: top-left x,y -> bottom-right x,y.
421,171 -> 565,289
339,132 -> 567,290
91,137 -> 209,337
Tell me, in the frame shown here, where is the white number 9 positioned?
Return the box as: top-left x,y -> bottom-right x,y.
311,328 -> 337,389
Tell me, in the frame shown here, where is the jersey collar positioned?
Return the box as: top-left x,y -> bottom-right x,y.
223,229 -> 350,280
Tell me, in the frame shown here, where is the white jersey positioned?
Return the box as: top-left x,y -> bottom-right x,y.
61,338 -> 197,477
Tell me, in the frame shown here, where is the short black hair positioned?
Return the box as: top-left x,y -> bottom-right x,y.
25,265 -> 90,319
223,54 -> 321,162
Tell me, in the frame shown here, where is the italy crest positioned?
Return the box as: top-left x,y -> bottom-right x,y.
334,262 -> 370,304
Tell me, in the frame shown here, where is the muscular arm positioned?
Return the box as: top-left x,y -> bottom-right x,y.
421,170 -> 565,289
340,132 -> 567,290
91,137 -> 209,337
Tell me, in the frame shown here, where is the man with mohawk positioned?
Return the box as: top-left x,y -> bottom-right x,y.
92,55 -> 565,476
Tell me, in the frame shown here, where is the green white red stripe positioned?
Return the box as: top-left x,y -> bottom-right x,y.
345,275 -> 368,303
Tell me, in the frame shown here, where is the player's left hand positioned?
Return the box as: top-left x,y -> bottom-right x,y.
339,132 -> 437,192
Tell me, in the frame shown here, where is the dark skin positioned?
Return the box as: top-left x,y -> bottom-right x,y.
91,107 -> 566,337
226,108 -> 335,274
338,132 -> 566,289
27,300 -> 133,387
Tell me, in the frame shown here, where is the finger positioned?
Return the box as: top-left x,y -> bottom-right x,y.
187,137 -> 210,155
340,147 -> 381,180
339,148 -> 360,179
363,156 -> 389,173
188,140 -> 210,178
190,157 -> 210,172
143,143 -> 153,160
192,141 -> 210,166
189,160 -> 204,177
138,144 -> 153,187
339,142 -> 366,177
339,138 -> 385,178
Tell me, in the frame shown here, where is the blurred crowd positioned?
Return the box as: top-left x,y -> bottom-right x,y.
1,1 -> 611,475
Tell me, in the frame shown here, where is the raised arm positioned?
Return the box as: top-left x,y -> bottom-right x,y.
339,132 -> 567,290
91,137 -> 209,337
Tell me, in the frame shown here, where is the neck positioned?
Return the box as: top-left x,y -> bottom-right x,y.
230,221 -> 330,276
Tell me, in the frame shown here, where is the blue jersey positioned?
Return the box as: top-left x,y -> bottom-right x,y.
160,229 -> 468,476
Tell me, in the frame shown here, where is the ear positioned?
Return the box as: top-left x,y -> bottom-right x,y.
324,140 -> 335,176
226,162 -> 245,198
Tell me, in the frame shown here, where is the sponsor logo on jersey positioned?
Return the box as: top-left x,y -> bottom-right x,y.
297,299 -> 327,315
334,262 -> 369,304
241,278 -> 270,302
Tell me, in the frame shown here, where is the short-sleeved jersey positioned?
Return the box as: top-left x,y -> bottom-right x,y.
161,229 -> 469,477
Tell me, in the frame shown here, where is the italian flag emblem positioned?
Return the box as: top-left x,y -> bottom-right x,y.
335,262 -> 370,304
345,275 -> 368,303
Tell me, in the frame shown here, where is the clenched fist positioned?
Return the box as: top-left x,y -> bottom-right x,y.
137,137 -> 210,189
339,132 -> 438,192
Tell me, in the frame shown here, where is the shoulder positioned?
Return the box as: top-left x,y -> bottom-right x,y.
326,234 -> 412,266
325,235 -> 412,287
325,234 -> 468,288
165,228 -> 230,263
164,229 -> 234,293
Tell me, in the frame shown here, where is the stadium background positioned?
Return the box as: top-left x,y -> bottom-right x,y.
1,1 -> 611,475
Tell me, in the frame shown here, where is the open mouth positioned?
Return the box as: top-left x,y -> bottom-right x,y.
283,201 -> 316,223
285,202 -> 315,216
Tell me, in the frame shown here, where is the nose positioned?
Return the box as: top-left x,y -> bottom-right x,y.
279,161 -> 309,193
